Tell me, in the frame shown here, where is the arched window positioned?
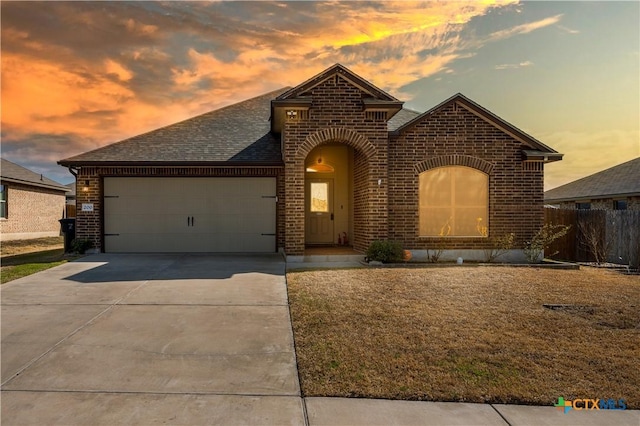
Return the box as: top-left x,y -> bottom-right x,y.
419,166 -> 488,237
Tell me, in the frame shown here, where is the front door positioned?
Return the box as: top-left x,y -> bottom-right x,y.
305,179 -> 334,244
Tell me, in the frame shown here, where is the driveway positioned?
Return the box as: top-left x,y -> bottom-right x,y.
1,254 -> 304,425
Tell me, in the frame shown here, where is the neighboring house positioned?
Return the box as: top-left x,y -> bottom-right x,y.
545,157 -> 640,210
1,158 -> 68,241
58,64 -> 562,260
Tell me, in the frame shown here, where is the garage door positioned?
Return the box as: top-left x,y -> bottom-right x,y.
104,177 -> 276,253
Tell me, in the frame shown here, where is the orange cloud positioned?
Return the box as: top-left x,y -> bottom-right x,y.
2,0 -> 564,165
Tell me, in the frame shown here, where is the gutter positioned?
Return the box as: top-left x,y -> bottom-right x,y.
57,161 -> 285,168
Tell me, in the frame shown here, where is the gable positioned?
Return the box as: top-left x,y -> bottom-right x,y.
392,93 -> 562,162
276,63 -> 399,102
271,63 -> 403,133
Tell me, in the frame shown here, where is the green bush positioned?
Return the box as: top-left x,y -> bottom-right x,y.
70,238 -> 93,254
366,240 -> 403,263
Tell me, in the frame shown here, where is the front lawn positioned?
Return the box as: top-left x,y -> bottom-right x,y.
1,246 -> 78,284
287,267 -> 640,408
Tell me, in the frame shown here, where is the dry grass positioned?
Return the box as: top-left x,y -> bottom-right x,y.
1,236 -> 63,257
287,267 -> 640,407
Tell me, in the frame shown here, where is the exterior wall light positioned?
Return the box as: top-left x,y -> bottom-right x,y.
306,156 -> 334,173
82,180 -> 90,192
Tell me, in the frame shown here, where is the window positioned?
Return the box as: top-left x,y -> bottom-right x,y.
419,166 -> 488,237
576,202 -> 591,210
613,200 -> 627,210
0,184 -> 6,218
310,182 -> 329,212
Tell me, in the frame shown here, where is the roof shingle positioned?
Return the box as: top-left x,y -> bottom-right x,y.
59,88 -> 290,166
545,157 -> 640,202
1,158 -> 68,192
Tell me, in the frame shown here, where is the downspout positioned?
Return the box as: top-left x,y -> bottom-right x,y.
67,166 -> 78,178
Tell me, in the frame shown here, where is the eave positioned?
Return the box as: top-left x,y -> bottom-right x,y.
522,150 -> 564,164
545,192 -> 640,203
57,160 -> 284,168
0,176 -> 69,192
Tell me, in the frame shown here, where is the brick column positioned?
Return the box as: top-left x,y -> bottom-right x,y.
75,168 -> 102,251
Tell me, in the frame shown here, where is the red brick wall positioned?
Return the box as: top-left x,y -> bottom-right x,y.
0,183 -> 65,240
282,74 -> 390,255
388,101 -> 545,250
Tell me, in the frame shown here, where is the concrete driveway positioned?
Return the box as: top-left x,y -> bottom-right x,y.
1,254 -> 304,425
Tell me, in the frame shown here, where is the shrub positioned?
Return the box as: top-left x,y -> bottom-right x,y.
484,233 -> 516,263
428,237 -> 446,263
366,240 -> 403,263
523,224 -> 571,263
70,238 -> 93,254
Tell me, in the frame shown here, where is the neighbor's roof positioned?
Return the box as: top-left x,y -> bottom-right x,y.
1,158 -> 69,192
545,157 -> 640,202
59,86 -> 420,166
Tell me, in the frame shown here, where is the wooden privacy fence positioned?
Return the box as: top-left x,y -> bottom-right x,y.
545,208 -> 640,268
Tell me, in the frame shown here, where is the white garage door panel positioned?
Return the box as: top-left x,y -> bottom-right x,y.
104,177 -> 276,253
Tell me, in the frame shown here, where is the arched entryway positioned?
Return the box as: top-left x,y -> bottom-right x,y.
284,127 -> 386,256
304,143 -> 352,246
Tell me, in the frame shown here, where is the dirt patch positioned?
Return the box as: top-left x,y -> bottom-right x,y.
287,267 -> 640,407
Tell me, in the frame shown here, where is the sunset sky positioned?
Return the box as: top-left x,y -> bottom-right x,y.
1,1 -> 638,189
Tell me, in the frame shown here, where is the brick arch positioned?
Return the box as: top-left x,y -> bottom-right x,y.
413,155 -> 494,175
295,127 -> 376,160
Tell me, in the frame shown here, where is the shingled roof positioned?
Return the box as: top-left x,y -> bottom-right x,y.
59,86 -> 421,167
545,157 -> 640,202
1,158 -> 68,192
59,88 -> 290,166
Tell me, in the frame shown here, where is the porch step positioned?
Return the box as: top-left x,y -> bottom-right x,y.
301,254 -> 364,263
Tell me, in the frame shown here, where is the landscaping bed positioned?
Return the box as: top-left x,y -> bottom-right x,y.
287,267 -> 639,408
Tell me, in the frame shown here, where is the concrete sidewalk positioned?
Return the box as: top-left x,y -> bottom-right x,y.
304,397 -> 639,426
1,254 -> 637,425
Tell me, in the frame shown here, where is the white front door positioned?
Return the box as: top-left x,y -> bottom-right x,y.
305,179 -> 334,244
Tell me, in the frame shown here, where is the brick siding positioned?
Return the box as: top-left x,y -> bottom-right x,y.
389,101 -> 545,250
0,183 -> 65,240
282,74 -> 390,255
554,196 -> 640,211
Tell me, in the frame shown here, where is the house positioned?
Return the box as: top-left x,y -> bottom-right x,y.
545,157 -> 640,210
1,158 -> 68,241
58,64 -> 562,261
